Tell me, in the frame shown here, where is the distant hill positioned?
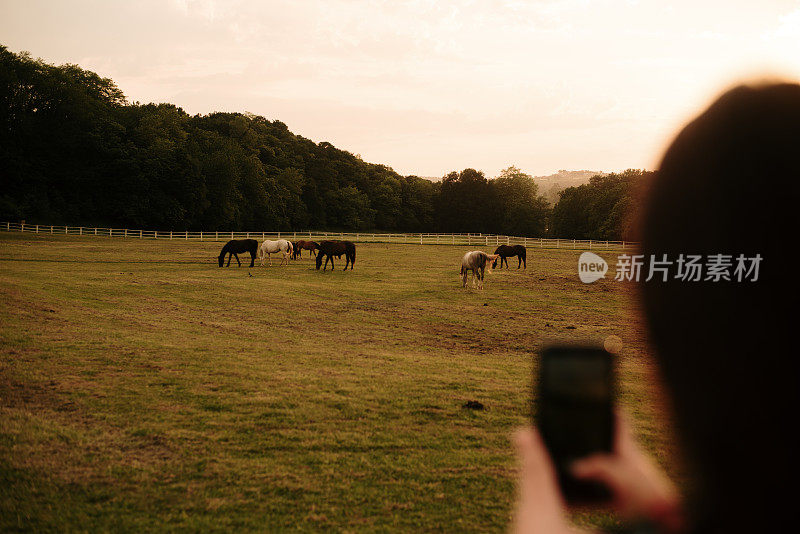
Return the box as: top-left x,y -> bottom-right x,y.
533,170 -> 606,204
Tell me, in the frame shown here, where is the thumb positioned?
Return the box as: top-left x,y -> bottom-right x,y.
570,455 -> 625,492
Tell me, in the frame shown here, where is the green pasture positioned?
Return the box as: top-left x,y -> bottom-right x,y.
0,232 -> 675,532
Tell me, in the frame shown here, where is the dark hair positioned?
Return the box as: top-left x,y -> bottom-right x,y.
640,83 -> 800,531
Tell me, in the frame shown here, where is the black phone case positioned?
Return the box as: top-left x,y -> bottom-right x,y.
536,345 -> 615,504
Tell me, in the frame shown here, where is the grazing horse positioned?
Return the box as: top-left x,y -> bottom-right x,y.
316,240 -> 356,271
218,239 -> 259,268
292,240 -> 319,260
259,239 -> 293,266
492,244 -> 527,269
461,251 -> 500,289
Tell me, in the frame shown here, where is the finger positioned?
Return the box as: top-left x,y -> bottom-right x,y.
570,455 -> 624,490
614,409 -> 637,456
514,426 -> 552,472
512,427 -> 570,532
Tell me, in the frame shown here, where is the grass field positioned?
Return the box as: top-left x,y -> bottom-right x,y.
0,232 -> 676,532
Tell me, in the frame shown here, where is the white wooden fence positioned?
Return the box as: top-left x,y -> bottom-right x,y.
1,221 -> 636,251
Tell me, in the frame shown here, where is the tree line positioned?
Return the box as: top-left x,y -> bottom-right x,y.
0,46 -> 644,240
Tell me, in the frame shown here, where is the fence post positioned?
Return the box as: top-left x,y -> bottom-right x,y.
200,231 -> 203,241
247,232 -> 250,239
155,231 -> 158,239
186,231 -> 188,240
169,230 -> 173,240
140,230 -> 143,238
215,231 -> 218,240
94,228 -> 97,236
231,231 -> 233,240
125,228 -> 128,238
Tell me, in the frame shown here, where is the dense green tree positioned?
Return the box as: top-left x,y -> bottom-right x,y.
437,168 -> 494,233
551,170 -> 649,240
0,46 -> 642,238
492,166 -> 549,236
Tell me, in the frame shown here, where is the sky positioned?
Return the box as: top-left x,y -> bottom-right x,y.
2,0 -> 799,178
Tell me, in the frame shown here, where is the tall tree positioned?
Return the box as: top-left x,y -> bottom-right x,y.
437,168 -> 494,233
492,166 -> 549,236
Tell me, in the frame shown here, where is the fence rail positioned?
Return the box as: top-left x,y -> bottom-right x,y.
1,222 -> 637,251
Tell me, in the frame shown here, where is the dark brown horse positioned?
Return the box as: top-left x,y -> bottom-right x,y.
316,240 -> 356,271
292,240 -> 319,260
218,239 -> 259,267
492,244 -> 527,269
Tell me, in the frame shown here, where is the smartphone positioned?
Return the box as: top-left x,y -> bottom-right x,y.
536,345 -> 615,504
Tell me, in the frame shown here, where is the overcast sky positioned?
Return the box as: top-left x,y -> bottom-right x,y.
2,0 -> 799,177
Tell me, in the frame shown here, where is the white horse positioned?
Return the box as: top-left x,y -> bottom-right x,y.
461,251 -> 500,289
259,239 -> 293,266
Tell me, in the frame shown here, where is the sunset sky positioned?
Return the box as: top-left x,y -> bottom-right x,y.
2,0 -> 799,178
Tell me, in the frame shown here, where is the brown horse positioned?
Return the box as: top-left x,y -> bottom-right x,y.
218,239 -> 259,267
492,244 -> 527,269
316,240 -> 356,271
292,240 -> 319,260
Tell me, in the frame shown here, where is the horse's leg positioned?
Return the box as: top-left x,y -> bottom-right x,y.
249,251 -> 255,268
462,270 -> 468,287
226,253 -> 231,267
234,253 -> 241,267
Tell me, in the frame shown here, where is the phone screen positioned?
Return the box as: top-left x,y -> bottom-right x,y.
537,345 -> 615,503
